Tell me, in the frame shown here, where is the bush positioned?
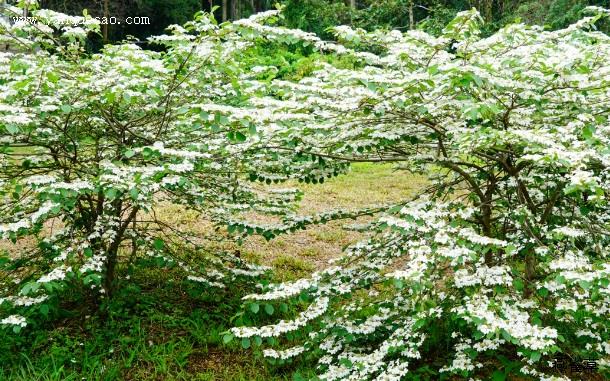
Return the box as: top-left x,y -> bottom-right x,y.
0,7 -> 339,331
228,8 -> 610,380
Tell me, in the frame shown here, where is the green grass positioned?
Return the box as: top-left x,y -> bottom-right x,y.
0,163 -> 423,380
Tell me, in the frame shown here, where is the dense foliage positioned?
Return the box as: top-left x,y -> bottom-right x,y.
282,0 -> 610,38
2,2 -> 610,381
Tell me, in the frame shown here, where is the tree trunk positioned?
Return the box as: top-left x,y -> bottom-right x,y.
231,0 -> 238,20
103,205 -> 138,297
222,0 -> 228,21
524,246 -> 537,298
102,0 -> 109,43
104,243 -> 118,297
350,0 -> 356,9
482,0 -> 493,22
408,0 -> 414,29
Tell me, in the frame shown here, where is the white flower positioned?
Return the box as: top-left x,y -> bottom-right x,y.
37,266 -> 71,283
0,315 -> 27,327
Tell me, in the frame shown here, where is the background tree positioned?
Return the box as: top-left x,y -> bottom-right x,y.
12,1 -> 606,42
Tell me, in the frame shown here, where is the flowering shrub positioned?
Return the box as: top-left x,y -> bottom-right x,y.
225,7 -> 610,380
0,6 -> 347,331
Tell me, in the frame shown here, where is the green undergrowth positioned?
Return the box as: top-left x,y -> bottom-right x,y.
0,266 -> 317,381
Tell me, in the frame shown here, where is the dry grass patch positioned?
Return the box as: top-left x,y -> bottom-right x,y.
241,163 -> 425,275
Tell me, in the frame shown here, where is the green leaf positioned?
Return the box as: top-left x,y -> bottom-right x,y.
124,150 -> 136,158
0,256 -> 9,269
512,278 -> 524,292
241,338 -> 251,349
46,71 -> 60,83
253,336 -> 262,347
222,333 -> 234,344
471,74 -> 483,86
264,304 -> 274,315
227,130 -> 247,142
43,282 -> 55,292
491,370 -> 506,381
129,188 -> 139,200
104,91 -> 116,103
20,282 -> 40,296
217,114 -> 229,124
142,147 -> 154,158
413,318 -> 427,330
501,329 -> 511,342
579,280 -> 592,290
153,238 -> 164,251
555,275 -> 566,284
60,105 -> 72,113
83,274 -> 101,285
5,124 -> 19,134
582,124 -> 595,140
505,244 -> 516,255
40,304 -> 49,316
530,351 -> 541,362
104,188 -> 118,200
249,303 -> 260,314
235,131 -> 247,142
532,316 -> 542,326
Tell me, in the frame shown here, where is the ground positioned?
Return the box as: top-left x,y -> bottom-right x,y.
0,163 -> 424,381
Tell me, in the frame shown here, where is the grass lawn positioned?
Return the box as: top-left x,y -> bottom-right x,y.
0,163 -> 424,381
